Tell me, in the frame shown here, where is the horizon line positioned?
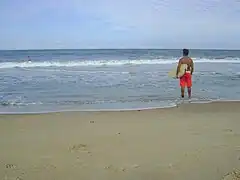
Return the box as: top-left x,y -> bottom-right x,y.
0,48 -> 240,51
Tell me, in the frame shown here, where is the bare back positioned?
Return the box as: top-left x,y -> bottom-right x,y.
178,56 -> 194,74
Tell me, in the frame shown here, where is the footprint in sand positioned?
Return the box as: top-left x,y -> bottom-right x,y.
4,165 -> 23,180
32,163 -> 56,173
104,165 -> 126,172
131,164 -> 140,169
223,129 -> 240,138
222,169 -> 240,180
16,177 -> 23,180
5,164 -> 17,169
104,164 -> 140,173
223,128 -> 234,133
69,144 -> 91,154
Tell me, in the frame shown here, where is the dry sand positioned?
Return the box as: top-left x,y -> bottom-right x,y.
0,101 -> 240,180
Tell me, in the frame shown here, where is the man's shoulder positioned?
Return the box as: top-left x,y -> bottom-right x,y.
179,56 -> 190,61
178,57 -> 193,65
182,56 -> 193,62
189,57 -> 193,63
178,57 -> 184,62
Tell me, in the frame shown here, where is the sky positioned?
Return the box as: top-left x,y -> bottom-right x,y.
0,0 -> 240,49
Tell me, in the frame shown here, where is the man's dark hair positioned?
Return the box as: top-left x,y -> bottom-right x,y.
183,48 -> 189,56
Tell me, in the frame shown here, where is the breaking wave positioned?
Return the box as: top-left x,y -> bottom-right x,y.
0,58 -> 240,69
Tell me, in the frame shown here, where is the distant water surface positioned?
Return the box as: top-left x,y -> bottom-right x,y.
0,49 -> 240,113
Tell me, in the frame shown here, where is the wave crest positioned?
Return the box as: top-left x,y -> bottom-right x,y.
0,58 -> 240,69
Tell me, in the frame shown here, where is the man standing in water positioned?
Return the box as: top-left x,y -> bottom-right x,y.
176,49 -> 194,99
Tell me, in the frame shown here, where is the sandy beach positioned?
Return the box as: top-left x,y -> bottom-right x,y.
0,101 -> 240,180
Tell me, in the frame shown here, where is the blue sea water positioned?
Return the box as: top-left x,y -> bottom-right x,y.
0,49 -> 240,113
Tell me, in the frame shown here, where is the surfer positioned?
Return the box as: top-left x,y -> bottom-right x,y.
22,56 -> 31,63
176,49 -> 194,99
27,56 -> 31,62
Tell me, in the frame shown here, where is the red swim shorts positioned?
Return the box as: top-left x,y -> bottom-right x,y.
180,73 -> 192,88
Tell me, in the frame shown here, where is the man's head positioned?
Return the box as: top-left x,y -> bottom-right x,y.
183,48 -> 189,56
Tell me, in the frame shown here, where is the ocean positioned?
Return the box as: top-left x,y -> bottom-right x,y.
0,49 -> 240,113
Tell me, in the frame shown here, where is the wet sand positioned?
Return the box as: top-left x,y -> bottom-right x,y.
0,101 -> 240,180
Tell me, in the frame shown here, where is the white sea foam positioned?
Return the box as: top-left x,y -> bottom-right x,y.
0,58 -> 240,69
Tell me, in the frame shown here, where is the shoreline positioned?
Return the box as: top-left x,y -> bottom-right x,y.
0,99 -> 239,115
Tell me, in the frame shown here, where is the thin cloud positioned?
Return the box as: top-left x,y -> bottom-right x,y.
0,0 -> 240,49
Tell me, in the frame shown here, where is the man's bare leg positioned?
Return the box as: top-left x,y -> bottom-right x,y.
181,87 -> 185,98
187,87 -> 191,99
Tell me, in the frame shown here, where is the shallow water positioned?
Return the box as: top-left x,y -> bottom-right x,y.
0,49 -> 240,113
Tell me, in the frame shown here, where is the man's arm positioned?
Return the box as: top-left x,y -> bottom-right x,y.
176,58 -> 182,77
190,59 -> 194,75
